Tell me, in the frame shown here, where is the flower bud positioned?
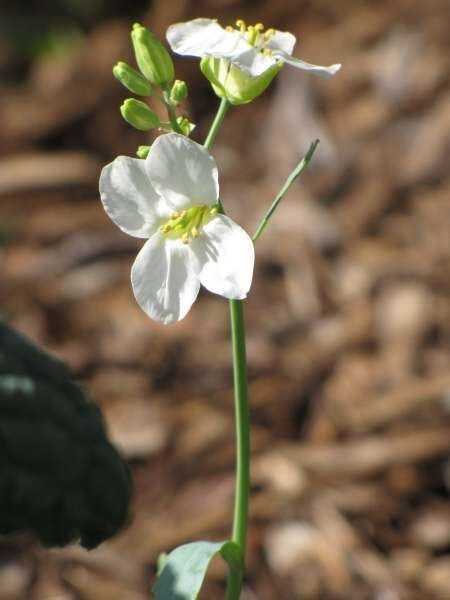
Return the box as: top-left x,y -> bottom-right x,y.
131,23 -> 174,87
113,61 -> 152,96
200,57 -> 282,105
136,145 -> 151,159
176,116 -> 195,136
120,98 -> 161,131
169,79 -> 188,103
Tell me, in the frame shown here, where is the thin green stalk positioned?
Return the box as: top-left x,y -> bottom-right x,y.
252,139 -> 320,242
162,88 -> 183,134
202,98 -> 249,600
203,97 -> 230,150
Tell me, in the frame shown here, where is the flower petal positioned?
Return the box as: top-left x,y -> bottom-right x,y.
100,156 -> 169,238
231,47 -> 277,76
265,31 -> 296,55
146,133 -> 219,210
191,214 -> 254,300
167,18 -> 250,60
131,234 -> 200,324
274,51 -> 342,77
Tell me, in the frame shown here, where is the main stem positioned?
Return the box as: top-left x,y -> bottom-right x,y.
203,97 -> 250,599
226,298 -> 250,599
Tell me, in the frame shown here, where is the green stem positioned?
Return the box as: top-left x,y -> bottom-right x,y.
203,97 -> 230,150
225,298 -> 250,600
252,139 -> 320,242
203,98 -> 249,600
162,88 -> 183,134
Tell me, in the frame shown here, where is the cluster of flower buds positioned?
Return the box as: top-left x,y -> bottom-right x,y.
0,322 -> 132,549
113,23 -> 193,155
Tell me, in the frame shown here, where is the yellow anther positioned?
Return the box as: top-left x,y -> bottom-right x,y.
246,25 -> 258,45
160,203 -> 218,242
262,48 -> 273,56
235,19 -> 246,32
255,23 -> 264,32
226,25 -> 233,31
264,28 -> 275,39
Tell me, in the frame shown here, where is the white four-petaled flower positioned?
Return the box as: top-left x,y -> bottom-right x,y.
167,18 -> 341,78
99,133 -> 254,325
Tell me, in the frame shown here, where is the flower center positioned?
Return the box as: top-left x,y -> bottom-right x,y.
225,20 -> 276,53
159,203 -> 219,244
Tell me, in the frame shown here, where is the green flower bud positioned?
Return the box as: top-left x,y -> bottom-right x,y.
113,61 -> 152,96
131,23 -> 174,87
136,145 -> 151,159
200,57 -> 282,105
169,79 -> 188,103
0,321 -> 132,549
176,116 -> 195,136
120,98 -> 161,131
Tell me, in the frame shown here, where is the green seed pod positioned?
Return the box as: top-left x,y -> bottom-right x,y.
169,79 -> 188,103
131,23 -> 174,87
113,61 -> 152,96
0,322 -> 132,549
136,145 -> 151,159
120,98 -> 161,131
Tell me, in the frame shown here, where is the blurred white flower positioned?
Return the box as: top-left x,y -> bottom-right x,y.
167,18 -> 341,78
99,133 -> 254,324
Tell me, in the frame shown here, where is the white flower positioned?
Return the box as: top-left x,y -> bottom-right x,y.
167,18 -> 341,78
99,133 -> 254,325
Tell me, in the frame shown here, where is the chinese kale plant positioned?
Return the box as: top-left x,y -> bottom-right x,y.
101,16 -> 340,599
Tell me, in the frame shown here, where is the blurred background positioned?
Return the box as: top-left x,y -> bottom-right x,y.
1,0 -> 450,598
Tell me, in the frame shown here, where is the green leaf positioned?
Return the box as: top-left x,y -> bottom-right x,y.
153,540 -> 241,599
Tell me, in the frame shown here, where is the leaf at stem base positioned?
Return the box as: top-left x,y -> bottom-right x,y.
153,540 -> 241,599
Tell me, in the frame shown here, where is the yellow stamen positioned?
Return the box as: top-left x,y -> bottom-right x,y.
235,19 -> 246,32
255,23 -> 264,32
246,25 -> 258,45
264,28 -> 276,39
226,25 -> 233,32
160,203 -> 220,243
262,48 -> 273,56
